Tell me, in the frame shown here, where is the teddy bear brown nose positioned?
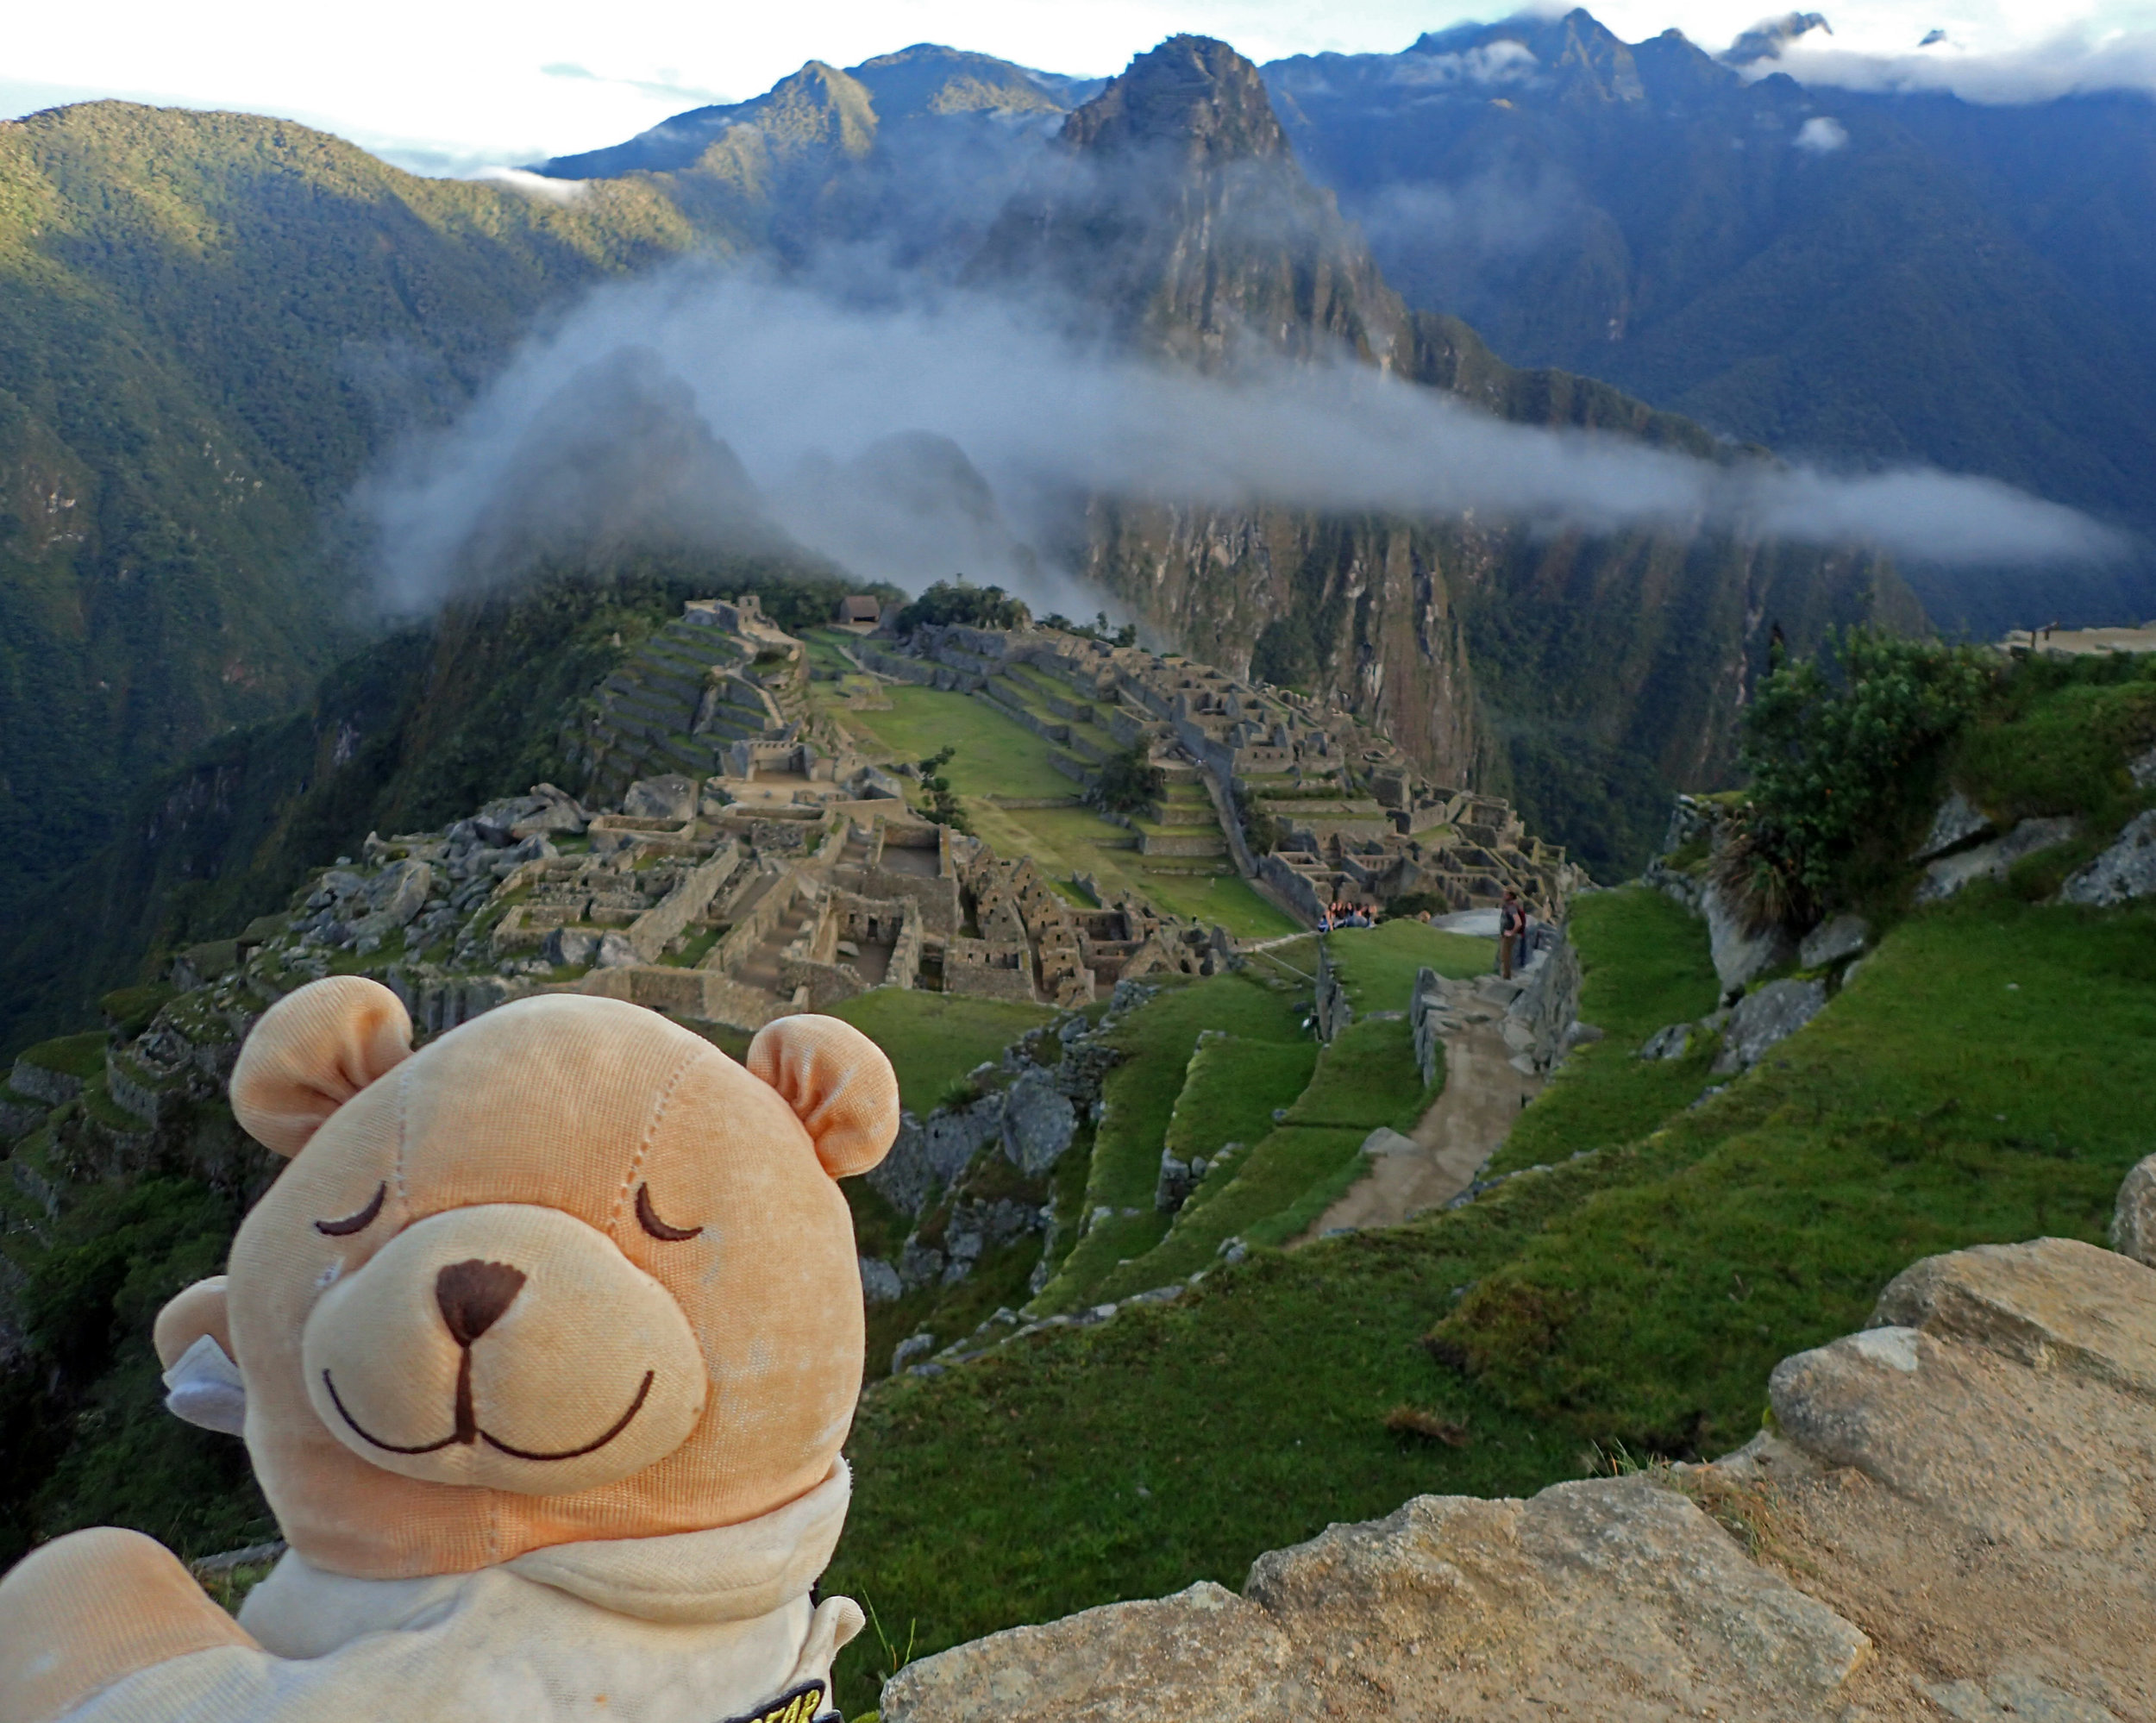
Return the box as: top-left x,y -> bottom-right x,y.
436,1259 -> 527,1346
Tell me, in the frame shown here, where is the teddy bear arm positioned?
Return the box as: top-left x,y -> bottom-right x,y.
0,1528 -> 260,1723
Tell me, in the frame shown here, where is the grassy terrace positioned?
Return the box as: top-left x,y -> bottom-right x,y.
1034,973 -> 1308,1310
827,870 -> 2156,1714
831,681 -> 1299,940
1486,887 -> 1725,1178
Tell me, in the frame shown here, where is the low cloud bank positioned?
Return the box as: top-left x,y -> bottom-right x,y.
365,258 -> 2128,613
1746,24 -> 2156,105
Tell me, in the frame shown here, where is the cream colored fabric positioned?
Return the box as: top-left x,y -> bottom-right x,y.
219,993 -> 897,1577
301,1205 -> 706,1495
48,1475 -> 862,1722
228,978 -> 412,1159
0,1530 -> 258,1723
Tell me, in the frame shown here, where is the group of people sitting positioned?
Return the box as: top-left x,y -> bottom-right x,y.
1318,899 -> 1376,931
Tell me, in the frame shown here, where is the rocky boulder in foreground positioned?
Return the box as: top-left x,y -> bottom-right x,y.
884,1209 -> 2156,1720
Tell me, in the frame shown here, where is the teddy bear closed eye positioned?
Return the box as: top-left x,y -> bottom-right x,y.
0,977 -> 900,1723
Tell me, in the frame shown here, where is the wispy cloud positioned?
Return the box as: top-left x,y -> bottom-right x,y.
364,257 -> 2129,613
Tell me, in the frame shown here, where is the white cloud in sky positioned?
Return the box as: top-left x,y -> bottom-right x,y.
8,2 -> 2156,172
1793,114 -> 1850,150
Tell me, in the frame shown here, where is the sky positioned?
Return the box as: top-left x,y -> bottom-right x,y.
6,0 -> 2154,175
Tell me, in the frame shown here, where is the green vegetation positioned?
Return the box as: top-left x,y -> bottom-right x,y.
844,689 -> 1074,803
1730,628 -> 1996,918
893,580 -> 1031,634
1431,888 -> 2155,1454
3,556 -> 856,1060
0,99 -> 725,1051
1087,742 -> 1166,815
1323,920 -> 1496,1007
16,1032 -> 109,1081
825,991 -> 1053,1118
823,655 -> 2156,1714
1036,974 -> 1307,1309
1489,887 -> 1723,1178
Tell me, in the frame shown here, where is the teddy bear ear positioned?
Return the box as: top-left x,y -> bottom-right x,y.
229,976 -> 412,1158
747,1014 -> 900,1180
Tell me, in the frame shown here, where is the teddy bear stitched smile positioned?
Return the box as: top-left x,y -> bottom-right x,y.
298,1197 -> 710,1495
320,1256 -> 657,1461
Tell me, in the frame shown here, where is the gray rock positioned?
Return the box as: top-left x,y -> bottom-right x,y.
1710,977 -> 1827,1075
897,1240 -> 947,1293
1915,789 -> 1994,862
2131,743 -> 2156,790
622,774 -> 698,823
1000,1064 -> 1077,1175
1798,912 -> 1869,969
0,1092 -> 50,1140
872,1097 -> 1006,1218
1703,877 -> 1798,993
1771,1236 -> 2156,1551
593,930 -> 639,969
891,1332 -> 936,1373
2113,1154 -> 2156,1269
1155,1152 -> 1194,1213
1917,817 -> 2080,903
1358,1125 -> 1420,1156
858,1256 -> 902,1304
1637,1023 -> 1693,1062
883,1478 -> 1869,1723
9,1057 -> 83,1107
542,927 -> 599,968
2059,809 -> 2156,906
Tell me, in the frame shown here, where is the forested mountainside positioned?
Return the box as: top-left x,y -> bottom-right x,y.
1263,9 -> 2156,632
0,102 -> 718,985
981,37 -> 1921,873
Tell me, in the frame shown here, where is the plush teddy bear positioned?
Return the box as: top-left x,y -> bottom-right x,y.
0,978 -> 899,1723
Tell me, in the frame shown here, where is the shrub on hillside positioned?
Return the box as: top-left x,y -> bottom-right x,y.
1089,744 -> 1166,816
894,580 -> 1031,634
1728,628 -> 1996,922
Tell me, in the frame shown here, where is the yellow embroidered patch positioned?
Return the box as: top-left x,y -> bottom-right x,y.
720,1680 -> 827,1723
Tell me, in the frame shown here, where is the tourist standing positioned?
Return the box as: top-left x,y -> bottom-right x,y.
1498,889 -> 1526,980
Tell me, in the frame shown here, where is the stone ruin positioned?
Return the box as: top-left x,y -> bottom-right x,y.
858,618 -> 1583,924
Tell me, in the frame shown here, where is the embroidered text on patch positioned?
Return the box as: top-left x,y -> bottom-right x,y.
718,1680 -> 826,1723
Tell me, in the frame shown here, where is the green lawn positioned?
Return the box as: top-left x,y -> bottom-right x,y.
1434,888 -> 2156,1457
824,991 -> 1053,1118
1089,1013 -> 1436,1298
1324,920 -> 1495,1010
845,687 -> 1076,801
1489,886 -> 1724,1177
1033,974 -> 1308,1312
825,882 -> 2156,1716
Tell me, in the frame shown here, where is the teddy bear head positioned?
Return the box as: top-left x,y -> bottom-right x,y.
154,978 -> 897,1580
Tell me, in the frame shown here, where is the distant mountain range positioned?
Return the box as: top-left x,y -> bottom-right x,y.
2,12 -> 2149,1046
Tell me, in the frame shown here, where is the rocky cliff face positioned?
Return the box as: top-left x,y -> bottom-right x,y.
1005,38 -> 1919,874
884,1214 -> 2156,1721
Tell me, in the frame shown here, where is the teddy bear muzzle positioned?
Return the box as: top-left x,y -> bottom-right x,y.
301,1204 -> 707,1495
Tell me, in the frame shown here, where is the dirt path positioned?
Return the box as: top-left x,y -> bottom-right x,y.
1297,1018 -> 1543,1239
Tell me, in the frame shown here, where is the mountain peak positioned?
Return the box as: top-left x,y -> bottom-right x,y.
1061,35 -> 1289,166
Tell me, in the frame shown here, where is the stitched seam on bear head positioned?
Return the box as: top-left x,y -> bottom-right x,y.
391,1056 -> 417,1211
607,1042 -> 701,1238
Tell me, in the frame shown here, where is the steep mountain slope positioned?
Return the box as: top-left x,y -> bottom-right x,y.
983,36 -> 1919,874
536,46 -> 1100,269
0,101 -> 714,975
1263,10 -> 2156,631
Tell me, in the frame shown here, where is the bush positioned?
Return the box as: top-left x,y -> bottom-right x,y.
1732,628 -> 1996,920
915,747 -> 972,835
1088,744 -> 1165,816
894,581 -> 1031,635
